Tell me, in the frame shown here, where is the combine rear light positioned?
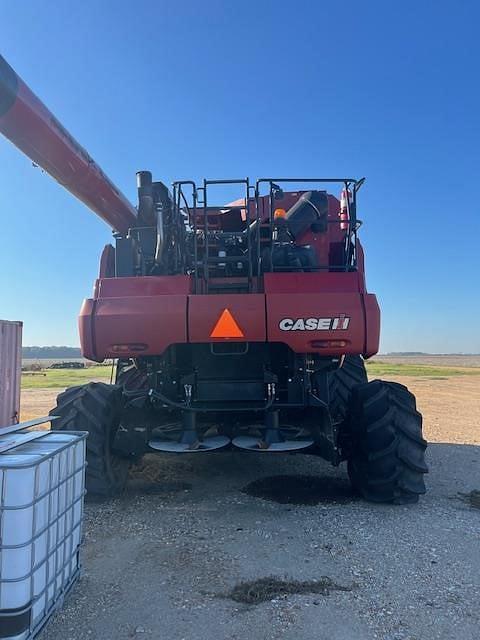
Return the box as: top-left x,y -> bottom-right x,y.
309,339 -> 349,349
274,208 -> 287,219
111,343 -> 148,353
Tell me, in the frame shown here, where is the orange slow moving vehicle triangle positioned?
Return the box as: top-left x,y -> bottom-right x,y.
210,308 -> 245,338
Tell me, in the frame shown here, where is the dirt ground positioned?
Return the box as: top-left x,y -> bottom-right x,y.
17,370 -> 480,640
21,389 -> 59,423
392,375 -> 479,445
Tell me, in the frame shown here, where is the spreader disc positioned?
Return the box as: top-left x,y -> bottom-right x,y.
149,435 -> 230,453
232,436 -> 314,452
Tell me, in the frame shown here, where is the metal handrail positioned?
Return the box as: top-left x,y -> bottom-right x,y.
172,177 -> 362,286
0,415 -> 57,437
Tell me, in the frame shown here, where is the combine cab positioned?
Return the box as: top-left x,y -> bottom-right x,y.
0,55 -> 428,503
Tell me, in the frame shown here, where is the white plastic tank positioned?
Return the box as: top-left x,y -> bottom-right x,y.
0,429 -> 86,640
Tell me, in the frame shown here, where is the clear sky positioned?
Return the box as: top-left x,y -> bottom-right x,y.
1,0 -> 479,353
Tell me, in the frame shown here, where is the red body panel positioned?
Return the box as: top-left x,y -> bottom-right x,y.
266,292 -> 366,356
188,295 -> 266,343
80,273 -> 380,361
80,276 -> 192,360
363,294 -> 381,357
80,294 -> 187,361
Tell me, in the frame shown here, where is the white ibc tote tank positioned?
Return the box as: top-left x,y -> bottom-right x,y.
0,426 -> 87,640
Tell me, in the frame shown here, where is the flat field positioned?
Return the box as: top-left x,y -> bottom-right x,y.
20,365 -> 112,423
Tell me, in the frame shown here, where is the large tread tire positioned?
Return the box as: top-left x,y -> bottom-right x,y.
347,379 -> 428,504
327,355 -> 368,421
49,382 -> 129,498
116,360 -> 148,391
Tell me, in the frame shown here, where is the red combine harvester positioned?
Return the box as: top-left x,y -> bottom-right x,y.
0,55 -> 427,503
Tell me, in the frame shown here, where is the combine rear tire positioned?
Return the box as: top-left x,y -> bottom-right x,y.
327,355 -> 368,421
116,360 -> 148,391
347,380 -> 428,504
49,382 -> 129,498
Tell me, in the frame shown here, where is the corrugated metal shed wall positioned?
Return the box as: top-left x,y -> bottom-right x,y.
0,320 -> 22,428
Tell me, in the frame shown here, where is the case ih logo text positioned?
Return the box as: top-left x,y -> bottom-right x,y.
279,315 -> 350,331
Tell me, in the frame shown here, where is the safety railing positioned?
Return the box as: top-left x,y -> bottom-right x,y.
172,177 -> 364,292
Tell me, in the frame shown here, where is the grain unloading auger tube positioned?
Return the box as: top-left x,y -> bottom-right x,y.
0,54 -> 136,234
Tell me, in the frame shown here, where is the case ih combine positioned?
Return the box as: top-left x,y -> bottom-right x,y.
0,54 -> 427,503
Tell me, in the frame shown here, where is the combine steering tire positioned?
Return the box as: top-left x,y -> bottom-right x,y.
50,382 -> 129,498
327,355 -> 368,421
347,380 -> 428,504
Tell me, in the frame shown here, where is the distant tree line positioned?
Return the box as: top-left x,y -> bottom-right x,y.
385,352 -> 427,355
22,346 -> 82,359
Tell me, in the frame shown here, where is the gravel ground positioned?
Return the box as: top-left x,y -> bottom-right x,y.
21,373 -> 479,639
39,431 -> 479,639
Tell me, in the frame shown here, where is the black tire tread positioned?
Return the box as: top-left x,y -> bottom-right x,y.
347,379 -> 428,504
116,360 -> 148,391
49,382 -> 129,497
327,355 -> 368,420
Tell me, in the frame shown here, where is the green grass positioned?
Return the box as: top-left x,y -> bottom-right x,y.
366,361 -> 480,377
21,365 -> 112,389
21,360 -> 480,391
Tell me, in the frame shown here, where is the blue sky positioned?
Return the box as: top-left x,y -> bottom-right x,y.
1,0 -> 479,353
